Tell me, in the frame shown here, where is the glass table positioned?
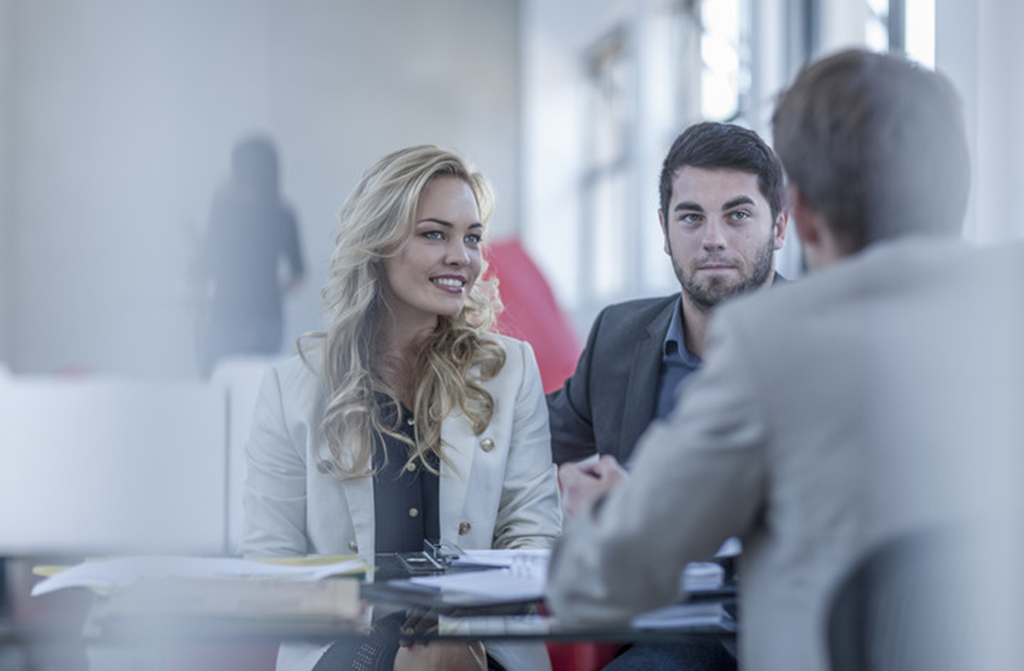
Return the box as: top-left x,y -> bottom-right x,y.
1,553 -> 737,670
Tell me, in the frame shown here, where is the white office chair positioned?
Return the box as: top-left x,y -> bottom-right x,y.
211,355 -> 284,555
0,376 -> 228,556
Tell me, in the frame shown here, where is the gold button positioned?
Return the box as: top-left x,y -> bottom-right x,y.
348,540 -> 358,552
409,507 -> 420,518
405,462 -> 417,472
479,438 -> 495,452
458,521 -> 471,535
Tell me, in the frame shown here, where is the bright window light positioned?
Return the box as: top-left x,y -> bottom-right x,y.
701,0 -> 741,121
905,0 -> 935,67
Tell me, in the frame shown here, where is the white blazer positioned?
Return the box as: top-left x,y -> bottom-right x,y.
241,334 -> 561,671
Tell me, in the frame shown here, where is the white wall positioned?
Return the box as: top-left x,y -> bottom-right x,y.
0,0 -> 13,367
4,0 -> 521,377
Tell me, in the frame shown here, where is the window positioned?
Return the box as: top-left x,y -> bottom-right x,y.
577,1 -> 758,314
700,0 -> 752,124
580,26 -> 634,304
865,0 -> 935,66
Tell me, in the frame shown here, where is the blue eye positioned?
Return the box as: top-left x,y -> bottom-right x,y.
729,211 -> 750,222
423,230 -> 444,240
465,234 -> 482,246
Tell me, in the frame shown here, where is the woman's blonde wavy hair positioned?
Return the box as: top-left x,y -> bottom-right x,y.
302,145 -> 505,479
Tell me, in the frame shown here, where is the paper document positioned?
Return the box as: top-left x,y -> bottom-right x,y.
448,548 -> 550,569
682,562 -> 725,592
409,567 -> 546,602
632,601 -> 734,631
31,555 -> 367,596
410,548 -> 549,601
715,537 -> 742,557
418,549 -> 720,602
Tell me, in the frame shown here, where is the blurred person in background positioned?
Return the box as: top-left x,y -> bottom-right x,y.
195,134 -> 305,378
546,48 -> 1022,671
241,145 -> 561,671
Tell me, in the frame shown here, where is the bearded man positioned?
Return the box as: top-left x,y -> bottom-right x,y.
549,121 -> 788,471
545,121 -> 788,671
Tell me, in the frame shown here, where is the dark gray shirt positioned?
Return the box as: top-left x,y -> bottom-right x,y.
655,296 -> 703,421
372,397 -> 440,553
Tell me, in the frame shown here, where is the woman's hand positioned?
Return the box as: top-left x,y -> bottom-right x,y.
393,641 -> 486,671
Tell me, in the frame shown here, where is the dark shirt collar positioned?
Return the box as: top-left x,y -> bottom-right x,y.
662,272 -> 787,364
661,295 -> 702,366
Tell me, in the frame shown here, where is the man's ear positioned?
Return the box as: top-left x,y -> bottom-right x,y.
789,185 -> 821,247
659,209 -> 670,255
789,185 -> 849,270
773,209 -> 789,251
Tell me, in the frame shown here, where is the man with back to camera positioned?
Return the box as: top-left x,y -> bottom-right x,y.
546,49 -> 1024,671
546,121 -> 788,670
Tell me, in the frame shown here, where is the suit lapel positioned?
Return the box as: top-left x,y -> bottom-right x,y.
619,297 -> 677,460
439,411 -> 476,539
333,435 -> 375,560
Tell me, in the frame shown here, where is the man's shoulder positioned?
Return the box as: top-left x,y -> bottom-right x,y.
715,238 -> 993,331
596,294 -> 678,322
581,294 -> 678,346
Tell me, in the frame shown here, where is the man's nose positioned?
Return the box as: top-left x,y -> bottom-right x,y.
701,219 -> 727,250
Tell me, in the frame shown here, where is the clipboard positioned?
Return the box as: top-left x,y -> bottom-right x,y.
363,551 -> 546,616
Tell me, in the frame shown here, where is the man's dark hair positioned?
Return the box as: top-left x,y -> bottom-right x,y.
772,49 -> 970,252
659,121 -> 786,224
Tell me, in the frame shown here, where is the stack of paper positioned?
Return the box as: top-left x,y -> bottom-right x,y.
682,562 -> 725,592
448,548 -> 550,569
408,567 -> 546,602
632,602 -> 735,631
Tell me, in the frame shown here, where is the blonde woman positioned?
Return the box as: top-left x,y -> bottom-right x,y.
242,145 -> 561,671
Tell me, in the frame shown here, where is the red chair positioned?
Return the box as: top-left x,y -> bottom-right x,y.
485,239 -> 580,393
486,240 -> 620,671
537,602 -> 621,671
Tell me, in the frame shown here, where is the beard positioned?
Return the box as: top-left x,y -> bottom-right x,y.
673,232 -> 776,313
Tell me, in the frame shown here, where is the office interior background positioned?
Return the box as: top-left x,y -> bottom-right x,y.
0,0 -> 1021,380
2,5 -> 1023,668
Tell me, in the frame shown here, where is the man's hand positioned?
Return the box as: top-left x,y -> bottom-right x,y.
558,454 -> 628,518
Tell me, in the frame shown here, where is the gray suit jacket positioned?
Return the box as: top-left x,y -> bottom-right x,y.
546,238 -> 1024,671
547,295 -> 677,465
